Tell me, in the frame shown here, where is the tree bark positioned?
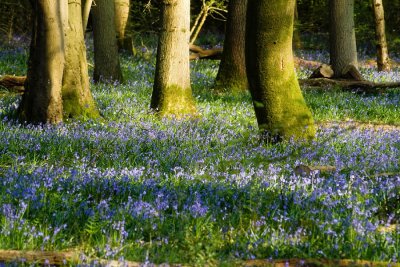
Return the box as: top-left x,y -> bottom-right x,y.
114,0 -> 130,50
329,0 -> 358,78
82,0 -> 93,33
18,0 -> 66,124
92,0 -> 123,83
151,0 -> 196,117
214,0 -> 248,93
372,0 -> 390,71
62,0 -> 99,119
246,0 -> 315,142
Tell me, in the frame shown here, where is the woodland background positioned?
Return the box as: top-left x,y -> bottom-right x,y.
1,0 -> 400,52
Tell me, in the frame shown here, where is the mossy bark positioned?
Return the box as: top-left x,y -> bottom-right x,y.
92,0 -> 123,83
18,0 -> 66,124
62,0 -> 99,119
214,0 -> 248,94
151,0 -> 196,117
329,0 -> 358,77
246,0 -> 315,142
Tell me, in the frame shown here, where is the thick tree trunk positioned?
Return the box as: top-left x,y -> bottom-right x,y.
92,0 -> 123,82
372,0 -> 390,71
62,0 -> 99,119
18,0 -> 66,124
151,0 -> 196,117
214,0 -> 248,93
329,0 -> 358,78
114,0 -> 130,49
246,0 -> 315,142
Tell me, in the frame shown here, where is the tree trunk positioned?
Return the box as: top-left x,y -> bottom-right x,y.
214,0 -> 248,93
92,0 -> 123,83
246,0 -> 315,142
114,0 -> 130,49
82,0 -> 93,33
18,0 -> 67,124
372,0 -> 390,71
329,0 -> 358,78
62,0 -> 99,119
151,0 -> 196,117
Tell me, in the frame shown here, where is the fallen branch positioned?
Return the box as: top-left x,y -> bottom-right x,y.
1,250 -> 399,267
189,44 -> 223,60
294,164 -> 336,176
299,78 -> 400,93
244,258 -> 400,267
0,250 -> 143,267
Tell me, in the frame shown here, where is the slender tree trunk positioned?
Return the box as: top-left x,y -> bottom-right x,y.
151,0 -> 196,117
114,0 -> 130,49
18,0 -> 66,124
62,0 -> 99,119
92,0 -> 122,83
246,0 -> 315,142
214,0 -> 248,93
82,0 -> 93,33
372,0 -> 390,71
329,0 -> 358,78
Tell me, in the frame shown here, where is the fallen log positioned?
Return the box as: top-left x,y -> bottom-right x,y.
0,249 -> 144,267
299,78 -> 400,93
244,258 -> 400,267
1,250 -> 399,267
0,75 -> 26,92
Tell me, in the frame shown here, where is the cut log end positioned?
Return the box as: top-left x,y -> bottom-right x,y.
309,64 -> 334,79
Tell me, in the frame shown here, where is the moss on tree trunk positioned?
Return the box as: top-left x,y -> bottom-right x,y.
62,0 -> 99,120
151,0 -> 196,118
246,0 -> 315,142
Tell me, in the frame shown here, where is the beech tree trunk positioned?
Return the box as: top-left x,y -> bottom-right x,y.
246,0 -> 315,142
114,0 -> 130,49
18,0 -> 67,124
92,0 -> 123,82
329,0 -> 358,78
151,0 -> 196,117
372,0 -> 390,71
214,0 -> 248,93
62,0 -> 99,119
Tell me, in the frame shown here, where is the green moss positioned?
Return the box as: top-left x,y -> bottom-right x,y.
157,84 -> 197,118
213,78 -> 248,95
256,78 -> 316,142
62,91 -> 100,120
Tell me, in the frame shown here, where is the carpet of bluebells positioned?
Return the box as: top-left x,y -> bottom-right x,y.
0,44 -> 399,265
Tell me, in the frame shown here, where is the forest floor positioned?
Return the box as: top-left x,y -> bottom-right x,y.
0,44 -> 399,267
